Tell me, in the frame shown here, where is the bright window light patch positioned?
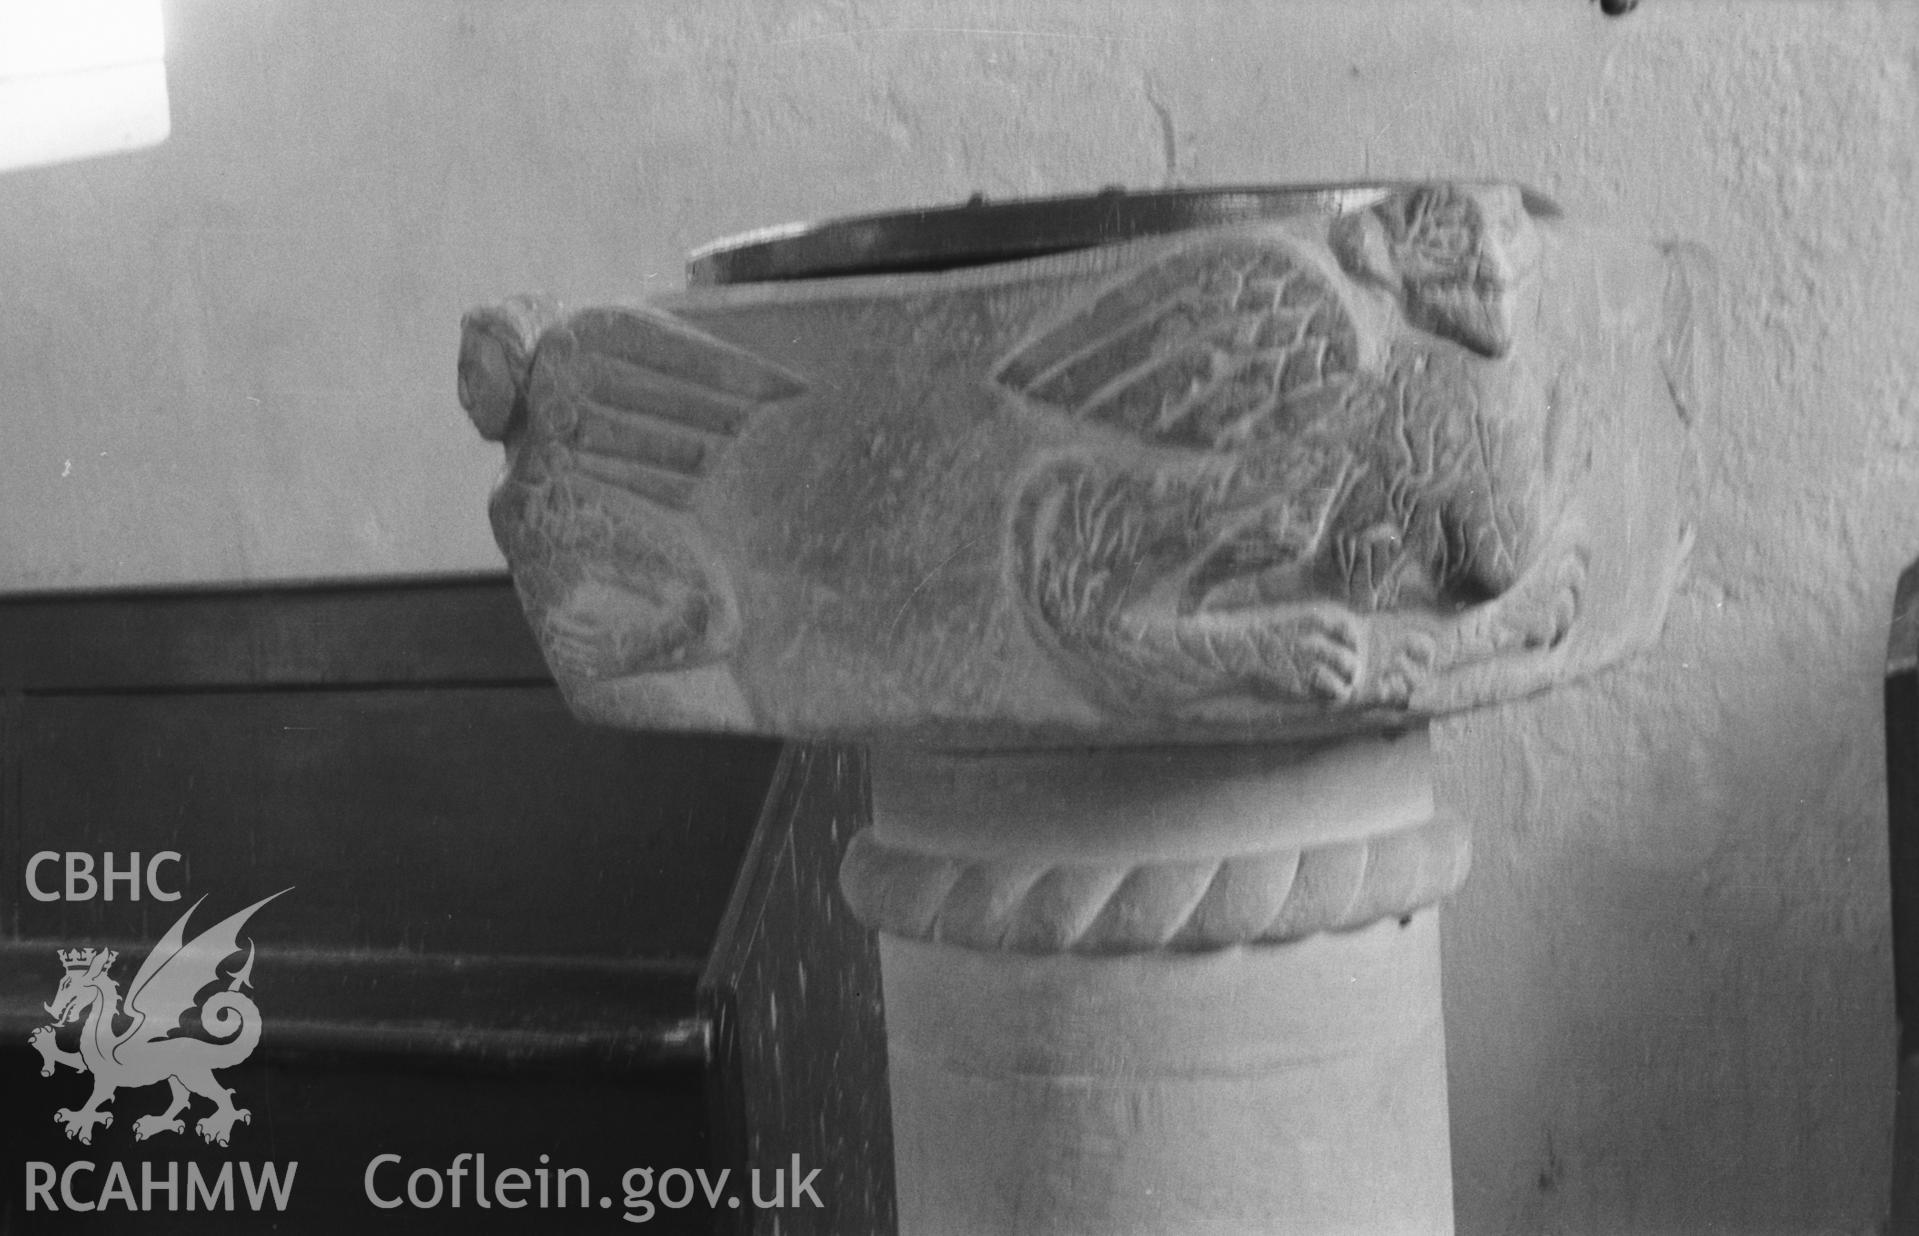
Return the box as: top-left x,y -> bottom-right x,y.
0,0 -> 169,173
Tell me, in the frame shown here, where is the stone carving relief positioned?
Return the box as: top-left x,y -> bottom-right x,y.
461,298 -> 804,716
997,187 -> 1585,718
461,182 -> 1697,744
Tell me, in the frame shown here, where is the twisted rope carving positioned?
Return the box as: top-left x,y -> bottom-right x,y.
839,814 -> 1469,955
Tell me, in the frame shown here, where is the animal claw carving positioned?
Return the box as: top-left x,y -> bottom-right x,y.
1307,660 -> 1354,702
1370,628 -> 1439,706
1481,546 -> 1586,655
1286,611 -> 1364,703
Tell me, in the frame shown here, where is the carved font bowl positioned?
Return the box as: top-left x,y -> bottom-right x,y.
460,182 -> 1703,746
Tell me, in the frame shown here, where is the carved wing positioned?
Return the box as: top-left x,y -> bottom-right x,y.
993,235 -> 1365,451
474,305 -> 808,685
115,891 -> 286,1057
526,307 -> 808,512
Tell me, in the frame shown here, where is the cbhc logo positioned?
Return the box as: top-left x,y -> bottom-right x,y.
26,852 -> 183,902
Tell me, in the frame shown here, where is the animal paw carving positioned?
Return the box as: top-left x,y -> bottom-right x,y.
1369,627 -> 1439,705
1282,609 -> 1365,704
539,597 -> 625,682
1501,547 -> 1586,653
1115,603 -> 1369,708
56,1108 -> 110,1145
1438,545 -> 1587,667
198,1108 -> 249,1148
134,1114 -> 185,1141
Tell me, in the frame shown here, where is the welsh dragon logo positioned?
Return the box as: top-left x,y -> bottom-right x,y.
28,891 -> 287,1147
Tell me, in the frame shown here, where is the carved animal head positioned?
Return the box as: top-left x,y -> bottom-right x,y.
1331,182 -> 1542,358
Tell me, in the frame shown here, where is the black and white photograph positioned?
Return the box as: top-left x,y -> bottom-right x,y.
1,2 -> 1913,1232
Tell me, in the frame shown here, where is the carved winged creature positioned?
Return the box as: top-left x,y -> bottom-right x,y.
996,183 -> 1587,715
461,295 -> 805,723
30,892 -> 285,1146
